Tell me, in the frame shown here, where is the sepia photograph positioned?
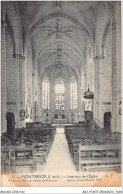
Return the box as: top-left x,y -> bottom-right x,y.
1,0 -> 122,190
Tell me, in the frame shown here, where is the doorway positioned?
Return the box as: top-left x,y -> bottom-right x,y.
104,112 -> 112,133
6,111 -> 15,135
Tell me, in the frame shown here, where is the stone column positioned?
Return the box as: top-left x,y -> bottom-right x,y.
37,70 -> 41,122
93,57 -> 99,120
111,21 -> 116,132
20,56 -> 26,127
93,57 -> 103,121
78,79 -> 82,122
51,77 -> 55,123
39,80 -> 42,122
32,72 -> 35,122
14,54 -> 26,128
94,56 -> 105,124
1,21 -> 7,134
80,71 -> 85,122
81,101 -> 85,122
65,79 -> 69,123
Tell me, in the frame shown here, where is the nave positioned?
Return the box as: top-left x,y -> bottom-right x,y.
1,122 -> 121,174
41,127 -> 76,173
1,3 -> 121,187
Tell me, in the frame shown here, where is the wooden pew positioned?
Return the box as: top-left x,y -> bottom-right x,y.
33,143 -> 47,171
78,143 -> 121,172
1,145 -> 15,174
15,144 -> 34,173
1,126 -> 56,173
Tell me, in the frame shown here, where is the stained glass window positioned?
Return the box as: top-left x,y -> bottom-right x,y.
70,77 -> 77,109
42,77 -> 50,109
55,77 -> 65,109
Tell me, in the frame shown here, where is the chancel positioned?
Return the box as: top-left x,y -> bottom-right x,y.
1,1 -> 121,174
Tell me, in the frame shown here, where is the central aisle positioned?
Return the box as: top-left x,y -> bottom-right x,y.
42,127 -> 76,173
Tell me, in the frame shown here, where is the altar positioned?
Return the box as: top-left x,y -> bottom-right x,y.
53,111 -> 67,124
53,119 -> 67,124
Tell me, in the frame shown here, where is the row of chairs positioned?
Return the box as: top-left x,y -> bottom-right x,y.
1,126 -> 56,145
65,125 -> 121,172
1,142 -> 55,174
1,127 -> 56,174
78,143 -> 121,172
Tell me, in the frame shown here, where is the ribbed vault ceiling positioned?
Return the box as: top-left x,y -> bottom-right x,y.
10,1 -> 111,74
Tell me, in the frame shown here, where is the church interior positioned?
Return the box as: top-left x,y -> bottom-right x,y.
1,1 -> 121,174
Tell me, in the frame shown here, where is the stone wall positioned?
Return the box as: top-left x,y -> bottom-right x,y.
1,2 -> 121,133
